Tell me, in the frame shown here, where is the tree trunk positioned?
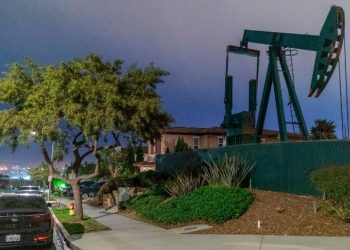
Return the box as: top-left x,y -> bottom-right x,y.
71,181 -> 83,221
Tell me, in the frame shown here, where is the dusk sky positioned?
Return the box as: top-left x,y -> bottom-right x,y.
0,0 -> 349,167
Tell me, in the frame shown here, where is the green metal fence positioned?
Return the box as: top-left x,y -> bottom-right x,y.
156,140 -> 350,195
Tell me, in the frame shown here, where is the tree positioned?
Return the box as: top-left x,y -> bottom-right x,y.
28,165 -> 49,188
0,54 -> 172,220
124,144 -> 135,174
310,119 -> 337,140
99,148 -> 125,178
135,145 -> 144,162
174,136 -> 192,152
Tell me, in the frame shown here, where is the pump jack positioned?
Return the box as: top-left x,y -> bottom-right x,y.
223,6 -> 345,145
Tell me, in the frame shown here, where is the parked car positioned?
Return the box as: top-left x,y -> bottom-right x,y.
63,181 -> 95,197
0,187 -> 17,194
0,193 -> 53,248
17,186 -> 42,196
80,181 -> 106,200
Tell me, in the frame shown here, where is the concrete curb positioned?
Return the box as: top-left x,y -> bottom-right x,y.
51,210 -> 82,250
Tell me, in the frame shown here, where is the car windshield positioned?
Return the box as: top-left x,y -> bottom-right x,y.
91,182 -> 104,188
80,182 -> 93,187
0,196 -> 47,213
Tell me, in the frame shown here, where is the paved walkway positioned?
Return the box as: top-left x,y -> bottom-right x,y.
56,197 -> 350,250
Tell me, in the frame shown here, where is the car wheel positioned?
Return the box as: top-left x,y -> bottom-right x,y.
81,193 -> 89,200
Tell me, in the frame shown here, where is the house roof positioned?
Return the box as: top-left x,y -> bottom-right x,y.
160,127 -> 226,136
160,127 -> 302,138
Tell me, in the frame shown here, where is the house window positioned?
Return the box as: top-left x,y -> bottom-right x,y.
218,137 -> 224,147
193,137 -> 200,150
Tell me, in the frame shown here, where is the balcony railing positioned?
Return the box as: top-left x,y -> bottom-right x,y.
143,154 -> 156,162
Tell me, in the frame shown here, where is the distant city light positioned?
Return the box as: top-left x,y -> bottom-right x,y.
0,165 -> 32,180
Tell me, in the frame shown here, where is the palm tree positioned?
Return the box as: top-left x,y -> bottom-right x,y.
310,119 -> 336,140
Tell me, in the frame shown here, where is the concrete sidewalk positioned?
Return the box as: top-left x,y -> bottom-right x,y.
56,197 -> 350,250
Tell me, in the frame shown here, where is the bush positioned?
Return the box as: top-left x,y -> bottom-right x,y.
310,166 -> 350,221
98,175 -> 139,195
129,193 -> 166,218
310,166 -> 350,198
163,174 -> 202,197
203,153 -> 255,187
52,190 -> 63,197
131,186 -> 253,224
137,171 -> 163,188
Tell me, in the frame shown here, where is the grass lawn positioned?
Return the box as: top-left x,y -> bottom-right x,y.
53,208 -> 110,234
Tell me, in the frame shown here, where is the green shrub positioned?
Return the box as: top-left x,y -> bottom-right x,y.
174,136 -> 192,152
131,186 -> 253,224
52,190 -> 62,197
310,166 -> 350,221
137,171 -> 163,188
98,175 -> 139,195
310,166 -> 350,199
129,193 -> 166,219
203,154 -> 255,187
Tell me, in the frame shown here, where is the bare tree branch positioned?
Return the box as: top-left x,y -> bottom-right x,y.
112,132 -> 121,146
77,139 -> 100,182
80,141 -> 121,161
72,132 -> 83,145
40,141 -> 53,166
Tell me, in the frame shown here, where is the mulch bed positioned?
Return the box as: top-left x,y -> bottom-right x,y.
118,189 -> 350,236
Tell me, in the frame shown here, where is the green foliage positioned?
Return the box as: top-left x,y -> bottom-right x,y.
164,174 -> 202,197
52,190 -> 63,197
310,166 -> 350,221
0,53 -> 172,169
99,148 -> 134,178
310,119 -> 336,140
135,145 -> 144,162
131,186 -> 253,224
0,54 -> 172,220
310,166 -> 350,199
28,165 -> 49,187
98,175 -> 139,195
124,144 -> 136,174
137,170 -> 163,188
174,136 -> 191,152
203,153 -> 255,187
128,193 -> 166,218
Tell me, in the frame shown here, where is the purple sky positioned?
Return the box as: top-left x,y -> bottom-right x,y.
0,0 -> 349,167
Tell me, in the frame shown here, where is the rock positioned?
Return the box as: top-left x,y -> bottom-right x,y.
275,207 -> 285,213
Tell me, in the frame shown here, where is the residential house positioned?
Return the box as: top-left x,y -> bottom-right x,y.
136,126 -> 303,172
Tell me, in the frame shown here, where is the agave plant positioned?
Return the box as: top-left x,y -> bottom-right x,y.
202,153 -> 255,187
164,174 -> 203,198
